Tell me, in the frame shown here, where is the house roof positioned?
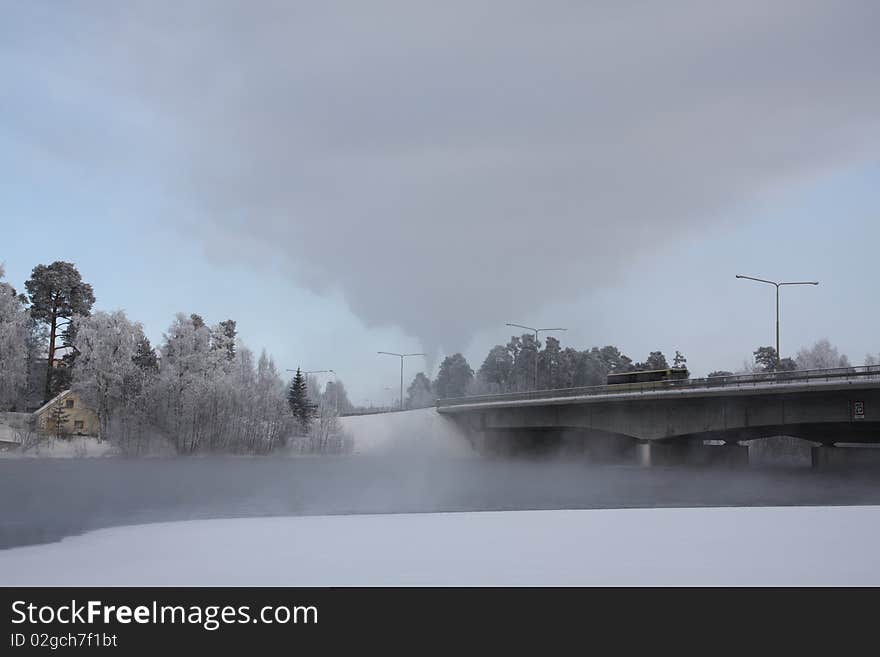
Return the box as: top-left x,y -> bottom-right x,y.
32,389 -> 74,417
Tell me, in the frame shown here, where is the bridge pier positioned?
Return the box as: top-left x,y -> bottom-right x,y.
637,441 -> 748,467
811,444 -> 880,469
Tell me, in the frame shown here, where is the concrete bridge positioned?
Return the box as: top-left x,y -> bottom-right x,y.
437,367 -> 880,467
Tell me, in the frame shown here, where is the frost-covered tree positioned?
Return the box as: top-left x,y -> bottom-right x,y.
306,392 -> 350,454
323,379 -> 352,414
213,319 -> 237,362
795,339 -> 850,371
140,314 -> 290,455
155,313 -> 225,452
0,265 -> 30,410
21,319 -> 49,410
247,349 -> 290,452
70,310 -> 144,440
162,312 -> 219,376
284,372 -> 351,453
24,261 -> 95,401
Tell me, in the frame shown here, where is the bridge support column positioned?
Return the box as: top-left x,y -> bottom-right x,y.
811,444 -> 880,469
638,441 -> 748,467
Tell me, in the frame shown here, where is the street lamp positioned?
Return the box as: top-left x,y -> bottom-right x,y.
735,275 -> 818,360
505,323 -> 567,390
378,352 -> 425,410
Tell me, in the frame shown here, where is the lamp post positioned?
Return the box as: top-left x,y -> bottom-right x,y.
378,352 -> 425,410
735,275 -> 818,360
505,323 -> 567,390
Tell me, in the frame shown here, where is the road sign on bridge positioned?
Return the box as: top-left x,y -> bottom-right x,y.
854,400 -> 865,420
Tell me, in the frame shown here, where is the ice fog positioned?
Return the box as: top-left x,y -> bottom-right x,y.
4,408 -> 880,552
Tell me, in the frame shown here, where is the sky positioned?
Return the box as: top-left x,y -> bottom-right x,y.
2,1 -> 879,403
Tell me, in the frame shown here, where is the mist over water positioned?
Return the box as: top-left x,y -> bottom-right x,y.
2,409 -> 879,551
4,444 -> 880,551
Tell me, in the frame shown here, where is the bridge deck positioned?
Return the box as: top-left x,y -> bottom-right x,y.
437,366 -> 880,413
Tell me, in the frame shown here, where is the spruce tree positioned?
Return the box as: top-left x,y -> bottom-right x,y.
132,335 -> 159,373
287,367 -> 315,432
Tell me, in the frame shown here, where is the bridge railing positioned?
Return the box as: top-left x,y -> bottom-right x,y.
436,364 -> 880,408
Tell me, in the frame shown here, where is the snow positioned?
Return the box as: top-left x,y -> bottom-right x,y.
2,506 -> 879,586
0,412 -> 29,445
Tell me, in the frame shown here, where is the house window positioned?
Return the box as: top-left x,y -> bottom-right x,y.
74,420 -> 84,430
66,399 -> 74,408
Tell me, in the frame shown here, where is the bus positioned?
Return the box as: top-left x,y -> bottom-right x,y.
606,367 -> 689,386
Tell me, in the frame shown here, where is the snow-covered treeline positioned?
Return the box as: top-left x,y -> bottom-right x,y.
1,263 -> 352,456
0,265 -> 30,409
69,311 -> 294,455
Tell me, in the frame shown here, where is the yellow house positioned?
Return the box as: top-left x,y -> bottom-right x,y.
33,390 -> 100,438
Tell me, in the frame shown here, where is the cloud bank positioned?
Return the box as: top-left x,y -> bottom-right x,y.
6,1 -> 880,351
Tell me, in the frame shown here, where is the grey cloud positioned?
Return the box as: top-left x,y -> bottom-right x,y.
6,1 -> 880,350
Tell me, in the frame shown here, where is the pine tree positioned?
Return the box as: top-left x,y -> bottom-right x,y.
754,346 -> 780,372
132,335 -> 159,373
287,367 -> 316,432
25,261 -> 96,402
217,319 -> 237,361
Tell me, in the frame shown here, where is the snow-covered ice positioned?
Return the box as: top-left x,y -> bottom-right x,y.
1,506 -> 878,586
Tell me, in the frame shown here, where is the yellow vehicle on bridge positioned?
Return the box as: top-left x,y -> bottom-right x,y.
606,367 -> 689,389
